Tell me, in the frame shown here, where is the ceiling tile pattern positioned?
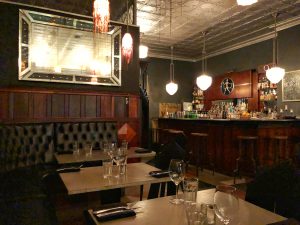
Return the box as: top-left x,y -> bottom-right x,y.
137,0 -> 300,60
2,0 -> 300,60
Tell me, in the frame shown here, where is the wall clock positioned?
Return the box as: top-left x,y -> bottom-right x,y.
221,78 -> 234,95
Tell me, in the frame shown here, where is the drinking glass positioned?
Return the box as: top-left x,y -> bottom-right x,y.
169,159 -> 185,204
213,184 -> 239,225
111,148 -> 127,177
84,142 -> 93,157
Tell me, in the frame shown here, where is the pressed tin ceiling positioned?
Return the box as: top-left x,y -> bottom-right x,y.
1,0 -> 300,61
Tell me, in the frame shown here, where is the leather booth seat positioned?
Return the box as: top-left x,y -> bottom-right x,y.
0,122 -> 117,171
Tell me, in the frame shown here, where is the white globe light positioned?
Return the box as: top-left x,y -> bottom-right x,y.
166,81 -> 178,95
196,74 -> 212,91
139,45 -> 148,59
266,67 -> 285,84
237,0 -> 257,6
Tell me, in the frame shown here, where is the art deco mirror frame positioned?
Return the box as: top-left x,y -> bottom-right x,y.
19,10 -> 122,86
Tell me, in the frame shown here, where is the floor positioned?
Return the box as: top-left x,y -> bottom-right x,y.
54,166 -> 247,225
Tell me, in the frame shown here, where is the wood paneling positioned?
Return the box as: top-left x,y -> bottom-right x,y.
12,92 -> 29,120
0,87 -> 141,146
158,118 -> 300,175
32,93 -> 47,119
129,96 -> 139,118
204,70 -> 258,110
0,93 -> 9,120
68,95 -> 81,118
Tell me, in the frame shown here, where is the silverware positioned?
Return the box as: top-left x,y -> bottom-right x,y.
94,206 -> 141,215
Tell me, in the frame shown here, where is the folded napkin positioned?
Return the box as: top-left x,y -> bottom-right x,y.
56,167 -> 81,173
267,219 -> 300,225
135,148 -> 152,153
94,209 -> 136,222
149,170 -> 169,178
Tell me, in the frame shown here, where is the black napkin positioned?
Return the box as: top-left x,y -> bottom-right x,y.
135,148 -> 152,153
94,209 -> 136,222
149,170 -> 169,178
267,218 -> 300,225
56,167 -> 81,173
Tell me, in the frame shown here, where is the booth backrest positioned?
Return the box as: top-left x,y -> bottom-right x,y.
0,123 -> 54,171
0,122 -> 117,171
55,122 -> 117,152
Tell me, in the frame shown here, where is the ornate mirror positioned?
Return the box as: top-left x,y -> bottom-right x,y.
19,10 -> 122,86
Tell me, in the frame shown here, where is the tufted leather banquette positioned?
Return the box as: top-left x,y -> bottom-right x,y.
0,122 -> 117,171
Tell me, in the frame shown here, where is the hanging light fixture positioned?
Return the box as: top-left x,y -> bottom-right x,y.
166,46 -> 178,95
93,0 -> 110,33
165,0 -> 178,96
139,45 -> 148,59
122,0 -> 133,64
266,13 -> 285,84
237,0 -> 257,6
196,32 -> 212,91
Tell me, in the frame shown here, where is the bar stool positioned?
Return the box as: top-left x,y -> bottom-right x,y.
271,136 -> 290,163
234,136 -> 258,184
190,132 -> 214,176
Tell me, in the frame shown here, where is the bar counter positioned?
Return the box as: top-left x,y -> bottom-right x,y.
157,118 -> 300,174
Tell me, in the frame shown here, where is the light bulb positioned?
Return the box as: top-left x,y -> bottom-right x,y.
196,74 -> 212,91
237,0 -> 257,6
139,45 -> 148,59
166,81 -> 178,95
266,67 -> 285,84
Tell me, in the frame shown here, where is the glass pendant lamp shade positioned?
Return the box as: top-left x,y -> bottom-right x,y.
122,32 -> 133,64
266,13 -> 285,84
166,81 -> 178,95
139,45 -> 148,58
237,0 -> 257,6
266,67 -> 285,84
93,0 -> 110,33
196,74 -> 212,91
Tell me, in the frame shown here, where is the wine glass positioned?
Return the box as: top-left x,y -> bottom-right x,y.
111,148 -> 127,177
169,159 -> 185,205
213,184 -> 239,225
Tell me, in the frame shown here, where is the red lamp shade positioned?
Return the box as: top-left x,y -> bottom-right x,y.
93,0 -> 110,33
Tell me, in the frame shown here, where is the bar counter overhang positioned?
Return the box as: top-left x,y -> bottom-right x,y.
158,118 -> 300,174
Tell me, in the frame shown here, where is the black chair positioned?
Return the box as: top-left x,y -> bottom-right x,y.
245,161 -> 300,220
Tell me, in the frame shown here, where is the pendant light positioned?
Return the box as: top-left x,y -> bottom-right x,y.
93,0 -> 110,33
266,13 -> 285,84
165,0 -> 178,96
166,46 -> 178,95
196,32 -> 212,91
237,0 -> 257,6
122,0 -> 133,64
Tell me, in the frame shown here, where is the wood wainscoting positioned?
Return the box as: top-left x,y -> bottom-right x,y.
0,87 -> 140,146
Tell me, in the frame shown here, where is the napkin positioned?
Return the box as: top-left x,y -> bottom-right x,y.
149,170 -> 169,178
94,209 -> 136,222
135,148 -> 152,153
267,218 -> 300,225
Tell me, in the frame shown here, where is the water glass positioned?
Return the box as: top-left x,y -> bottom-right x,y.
202,204 -> 216,225
121,140 -> 128,150
184,201 -> 207,225
102,159 -> 112,178
73,141 -> 80,155
183,177 -> 199,202
84,142 -> 93,157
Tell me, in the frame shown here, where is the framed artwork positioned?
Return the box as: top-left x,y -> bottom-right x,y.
19,10 -> 122,86
282,70 -> 300,102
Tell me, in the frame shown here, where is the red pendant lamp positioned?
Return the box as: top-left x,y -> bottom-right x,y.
122,0 -> 133,64
93,0 -> 110,33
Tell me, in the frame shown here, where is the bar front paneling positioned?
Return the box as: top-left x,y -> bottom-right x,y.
158,118 -> 300,174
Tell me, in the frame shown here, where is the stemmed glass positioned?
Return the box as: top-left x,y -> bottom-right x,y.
213,184 -> 239,225
169,159 -> 185,205
111,148 -> 127,177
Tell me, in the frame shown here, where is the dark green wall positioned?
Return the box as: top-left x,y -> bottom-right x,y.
194,24 -> 300,115
0,3 -> 140,94
147,57 -> 196,120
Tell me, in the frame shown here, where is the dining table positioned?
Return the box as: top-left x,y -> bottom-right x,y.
86,189 -> 286,225
59,162 -> 170,200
